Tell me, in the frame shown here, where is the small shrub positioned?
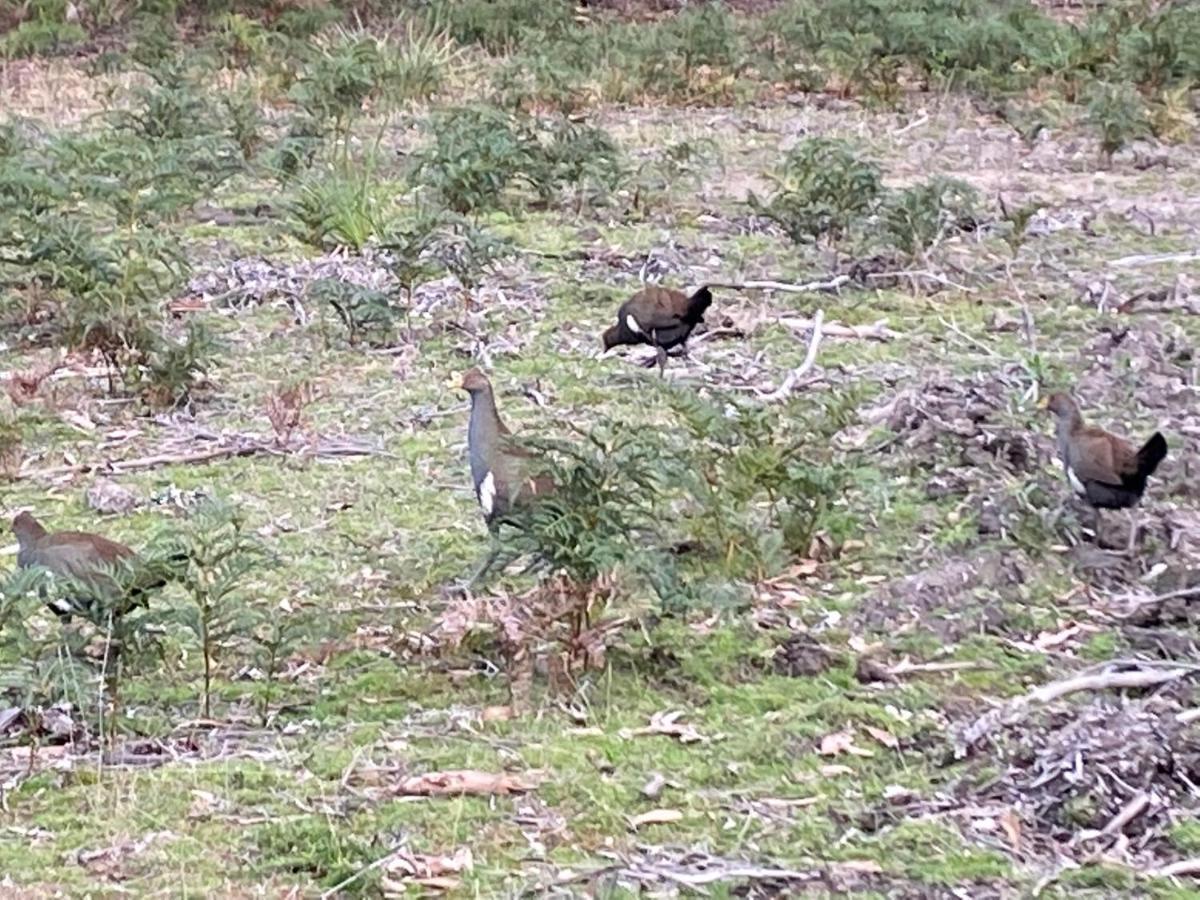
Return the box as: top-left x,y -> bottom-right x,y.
222,86 -> 266,161
290,25 -> 454,141
173,499 -> 267,719
0,19 -> 86,59
426,0 -> 571,55
748,138 -> 883,245
1085,80 -> 1152,162
668,390 -> 855,584
287,165 -> 398,251
410,105 -> 539,214
411,106 -> 625,214
136,321 -> 220,409
309,278 -> 402,347
880,176 -> 979,258
1148,84 -> 1197,144
542,118 -> 626,204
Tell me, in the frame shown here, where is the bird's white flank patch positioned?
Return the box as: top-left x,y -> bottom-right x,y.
478,471 -> 496,515
1066,466 -> 1087,496
626,314 -> 643,335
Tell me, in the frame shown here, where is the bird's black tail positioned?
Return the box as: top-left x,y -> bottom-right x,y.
685,286 -> 713,323
1133,432 -> 1168,481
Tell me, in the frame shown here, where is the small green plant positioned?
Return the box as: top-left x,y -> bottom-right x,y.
669,389 -> 856,583
411,105 -> 539,214
309,278 -> 402,348
997,194 -> 1041,258
136,321 -> 220,409
0,19 -> 86,59
748,138 -> 883,246
880,176 -> 978,258
426,0 -> 571,55
222,86 -> 266,161
412,106 -> 625,214
287,166 -> 398,251
1085,80 -> 1151,162
247,606 -> 306,726
174,499 -> 267,719
541,118 -> 626,207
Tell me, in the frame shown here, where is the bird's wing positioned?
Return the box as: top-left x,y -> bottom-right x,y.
1067,428 -> 1129,486
631,295 -> 687,332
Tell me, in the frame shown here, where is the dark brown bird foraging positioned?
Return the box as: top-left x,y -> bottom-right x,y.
601,285 -> 713,375
1045,392 -> 1168,554
460,368 -> 555,587
12,511 -> 168,621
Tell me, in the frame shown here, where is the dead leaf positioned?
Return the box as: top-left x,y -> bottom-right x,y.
621,710 -> 715,744
834,860 -> 883,875
818,731 -> 874,757
381,847 -> 473,896
1033,624 -> 1082,651
628,808 -> 684,830
394,769 -> 541,797
1000,808 -> 1022,854
864,725 -> 899,750
820,764 -> 854,777
640,773 -> 666,800
75,832 -> 174,880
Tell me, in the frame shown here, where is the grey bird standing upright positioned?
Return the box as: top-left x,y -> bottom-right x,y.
460,368 -> 555,586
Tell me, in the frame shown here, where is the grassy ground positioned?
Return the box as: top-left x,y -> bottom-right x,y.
2,9 -> 1200,897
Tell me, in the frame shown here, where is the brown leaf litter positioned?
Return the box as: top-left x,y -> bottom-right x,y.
951,682 -> 1200,868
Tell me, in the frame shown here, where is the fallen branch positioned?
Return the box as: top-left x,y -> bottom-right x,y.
1176,707 -> 1200,725
1109,249 -> 1200,268
939,316 -> 999,356
17,433 -> 386,481
1079,790 -> 1151,842
779,316 -> 899,342
758,309 -> 824,402
888,659 -> 992,676
706,276 -> 850,294
1116,585 -> 1200,617
1146,857 -> 1200,879
958,664 -> 1193,755
1028,667 -> 1190,704
893,113 -> 930,136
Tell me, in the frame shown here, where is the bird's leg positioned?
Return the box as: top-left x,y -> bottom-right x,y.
1125,510 -> 1140,557
655,345 -> 667,378
465,547 -> 500,589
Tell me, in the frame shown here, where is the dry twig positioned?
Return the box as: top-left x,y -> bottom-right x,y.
958,664 -> 1194,754
759,310 -> 824,402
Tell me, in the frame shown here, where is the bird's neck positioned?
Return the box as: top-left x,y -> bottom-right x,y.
468,389 -> 507,467
1056,408 -> 1084,457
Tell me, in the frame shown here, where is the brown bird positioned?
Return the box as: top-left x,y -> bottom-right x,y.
1045,392 -> 1168,554
460,368 -> 555,586
11,511 -> 169,622
601,285 -> 713,375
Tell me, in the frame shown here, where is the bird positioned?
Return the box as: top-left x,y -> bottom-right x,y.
460,368 -> 556,586
601,285 -> 713,375
1044,392 -> 1168,555
10,511 -> 173,623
